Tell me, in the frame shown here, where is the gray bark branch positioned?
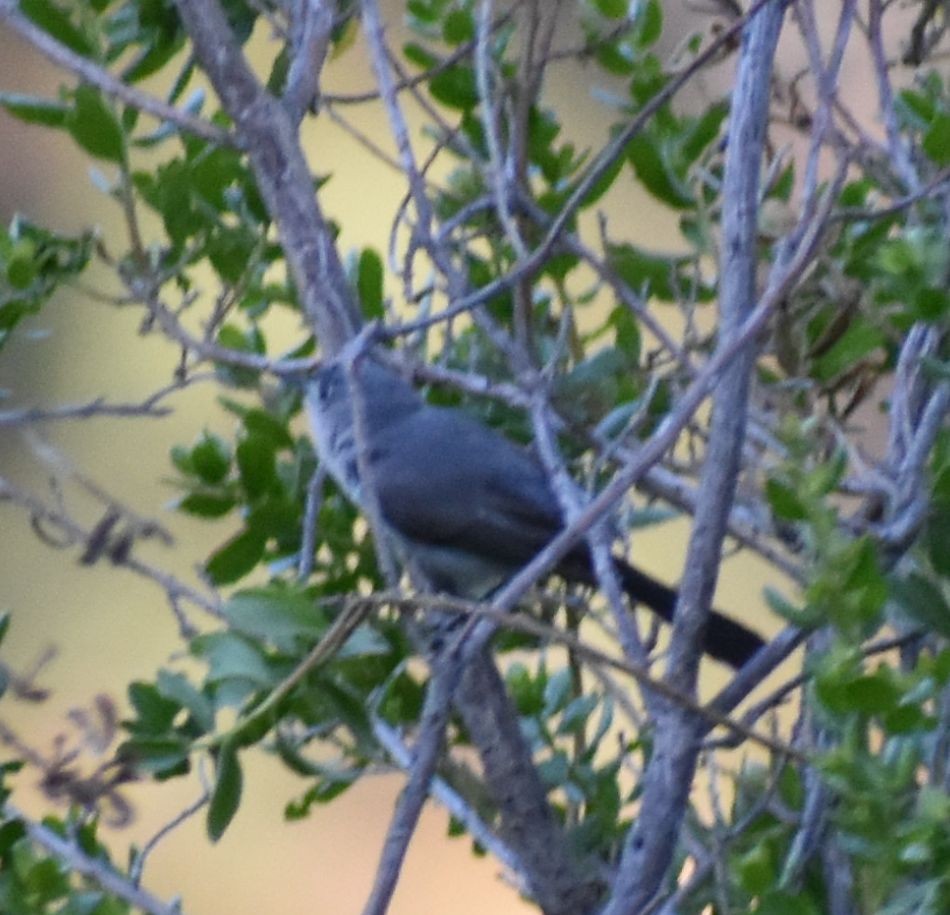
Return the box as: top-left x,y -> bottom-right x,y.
599,3 -> 789,912
173,0 -> 360,351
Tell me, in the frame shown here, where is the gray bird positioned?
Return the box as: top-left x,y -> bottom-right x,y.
305,358 -> 765,668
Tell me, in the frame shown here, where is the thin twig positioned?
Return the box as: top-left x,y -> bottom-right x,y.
129,791 -> 209,887
384,0 -> 785,338
283,0 -> 334,124
0,474 -> 223,624
360,655 -> 457,915
328,591 -> 807,762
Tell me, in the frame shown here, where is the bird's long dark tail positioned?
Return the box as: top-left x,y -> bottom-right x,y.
561,550 -> 765,669
614,559 -> 765,668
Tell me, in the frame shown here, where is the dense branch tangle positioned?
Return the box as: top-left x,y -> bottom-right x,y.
0,2 -> 949,915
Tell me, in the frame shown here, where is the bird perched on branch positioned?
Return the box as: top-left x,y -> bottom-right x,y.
305,357 -> 765,668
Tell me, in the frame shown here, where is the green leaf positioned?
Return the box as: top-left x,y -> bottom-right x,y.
247,496 -> 299,542
609,305 -> 641,359
765,478 -> 808,521
123,26 -> 186,84
127,681 -> 180,733
337,624 -> 391,658
190,433 -> 231,484
923,113 -> 950,166
884,703 -> 935,735
191,631 -> 277,690
190,145 -> 245,210
429,65 -> 479,111
897,88 -> 935,126
205,528 -> 267,585
542,667 -> 573,717
58,890 -> 118,915
120,735 -> 190,776
763,586 -> 817,626
755,890 -> 820,915
20,0 -> 96,57
680,101 -> 728,166
913,286 -> 950,321
925,509 -> 950,576
736,841 -> 775,895
156,669 -> 215,733
207,740 -> 243,841
537,751 -> 570,788
812,320 -> 885,383
242,409 -> 294,449
402,41 -> 439,70
0,92 -> 70,127
507,663 -> 545,715
442,8 -> 474,43
587,695 -> 614,750
607,242 -> 709,302
578,153 -> 625,209
636,0 -> 663,47
841,672 -> 900,714
214,323 -> 264,388
626,133 -> 693,210
594,0 -> 627,18
285,774 -> 356,819
890,572 -> 950,638
0,818 -> 26,855
6,240 -> 38,289
828,536 -> 888,628
807,448 -> 848,498
770,161 -> 795,202
557,694 -> 599,735
222,587 -> 323,653
594,41 -> 635,76
170,444 -> 194,475
177,492 -> 236,518
236,435 -> 277,499
68,86 -> 126,163
357,247 -> 384,319
208,225 -> 256,284
406,0 -> 436,23
21,854 -> 70,901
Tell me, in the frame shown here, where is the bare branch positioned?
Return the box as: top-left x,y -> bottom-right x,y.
283,0 -> 335,124
361,656 -> 457,915
3,802 -> 183,915
0,373 -> 218,427
0,398 -> 168,426
866,0 -> 921,192
173,0 -> 360,350
601,4 -> 789,910
476,0 -> 527,259
454,648 -> 605,914
0,474 -> 223,627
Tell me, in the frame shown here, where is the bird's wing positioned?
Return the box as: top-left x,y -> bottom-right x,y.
370,407 -> 565,565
